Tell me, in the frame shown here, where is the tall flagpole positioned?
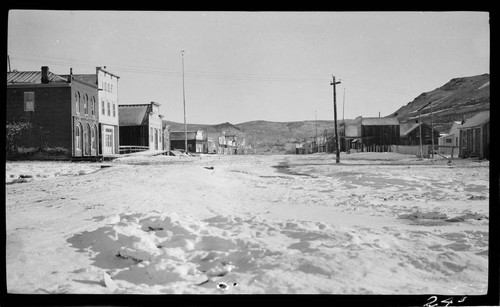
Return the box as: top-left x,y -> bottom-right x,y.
181,50 -> 187,153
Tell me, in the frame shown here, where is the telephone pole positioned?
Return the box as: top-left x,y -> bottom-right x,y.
331,76 -> 341,163
315,110 -> 318,153
181,50 -> 187,153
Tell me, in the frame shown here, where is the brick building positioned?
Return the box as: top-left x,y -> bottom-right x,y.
6,66 -> 100,159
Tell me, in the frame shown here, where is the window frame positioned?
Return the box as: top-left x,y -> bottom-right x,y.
76,92 -> 81,113
91,97 -> 95,116
75,123 -> 81,150
24,92 -> 35,111
83,94 -> 89,115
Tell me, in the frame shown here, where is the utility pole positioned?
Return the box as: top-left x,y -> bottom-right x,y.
315,110 -> 318,153
331,75 -> 341,163
419,110 -> 423,159
342,88 -> 345,123
181,50 -> 187,153
430,100 -> 434,159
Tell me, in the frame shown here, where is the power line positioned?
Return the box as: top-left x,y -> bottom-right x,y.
9,52 -> 421,96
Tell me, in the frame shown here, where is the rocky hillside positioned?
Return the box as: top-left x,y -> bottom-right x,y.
390,73 -> 490,133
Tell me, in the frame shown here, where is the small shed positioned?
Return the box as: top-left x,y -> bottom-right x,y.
458,111 -> 489,159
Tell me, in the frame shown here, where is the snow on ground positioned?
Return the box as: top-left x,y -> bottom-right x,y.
5,152 -> 489,295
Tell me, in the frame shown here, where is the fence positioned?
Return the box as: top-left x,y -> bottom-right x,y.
391,145 -> 433,158
363,144 -> 393,153
119,146 -> 149,154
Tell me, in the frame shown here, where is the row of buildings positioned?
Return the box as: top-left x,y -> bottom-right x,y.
288,112 -> 489,159
6,66 -> 166,160
6,65 -> 253,160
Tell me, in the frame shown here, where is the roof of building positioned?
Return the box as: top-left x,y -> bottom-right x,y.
7,70 -> 68,84
361,117 -> 400,126
118,104 -> 151,126
61,74 -> 97,86
97,67 -> 120,79
399,122 -> 420,136
459,111 -> 490,129
169,131 -> 197,140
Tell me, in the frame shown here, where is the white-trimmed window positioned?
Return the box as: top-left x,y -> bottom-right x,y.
91,97 -> 95,116
107,101 -> 111,116
75,92 -> 81,113
24,92 -> 35,111
75,124 -> 81,150
83,94 -> 88,115
101,100 -> 105,115
91,125 -> 96,150
112,103 -> 116,117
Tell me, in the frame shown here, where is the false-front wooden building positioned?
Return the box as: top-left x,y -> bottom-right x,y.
118,102 -> 164,152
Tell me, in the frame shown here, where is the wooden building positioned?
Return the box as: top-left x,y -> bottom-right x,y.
218,132 -> 238,155
344,116 -> 400,152
458,111 -> 490,159
399,122 -> 440,146
170,130 -> 208,153
118,102 -> 164,152
438,121 -> 463,156
6,66 -> 100,159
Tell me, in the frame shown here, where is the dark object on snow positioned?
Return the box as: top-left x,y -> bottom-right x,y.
204,166 -> 214,170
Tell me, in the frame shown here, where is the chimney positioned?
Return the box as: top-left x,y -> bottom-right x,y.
67,67 -> 73,83
41,66 -> 49,84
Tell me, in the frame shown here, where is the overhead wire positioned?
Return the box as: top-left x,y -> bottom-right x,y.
9,52 -> 419,97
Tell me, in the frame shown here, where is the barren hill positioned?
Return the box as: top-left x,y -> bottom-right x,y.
390,73 -> 490,132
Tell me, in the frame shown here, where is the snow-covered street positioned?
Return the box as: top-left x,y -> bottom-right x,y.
5,153 -> 489,294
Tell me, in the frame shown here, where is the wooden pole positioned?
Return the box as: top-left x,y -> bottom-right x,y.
331,76 -> 341,163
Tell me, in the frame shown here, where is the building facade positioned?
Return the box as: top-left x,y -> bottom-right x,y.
399,122 -> 440,146
343,116 -> 400,152
458,111 -> 490,159
118,102 -> 164,151
170,130 -> 208,153
96,67 -> 120,155
6,66 -> 100,159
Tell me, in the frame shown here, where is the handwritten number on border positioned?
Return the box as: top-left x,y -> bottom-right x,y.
424,296 -> 466,307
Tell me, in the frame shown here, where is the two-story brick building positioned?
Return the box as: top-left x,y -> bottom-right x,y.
6,66 -> 100,159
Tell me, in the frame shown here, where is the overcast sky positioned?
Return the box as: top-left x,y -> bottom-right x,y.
8,11 -> 489,124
